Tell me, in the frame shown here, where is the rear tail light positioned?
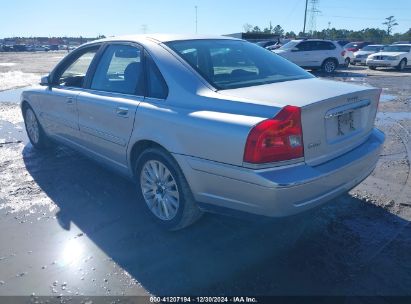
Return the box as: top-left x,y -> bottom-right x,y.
243,106 -> 304,164
347,47 -> 357,52
341,50 -> 346,56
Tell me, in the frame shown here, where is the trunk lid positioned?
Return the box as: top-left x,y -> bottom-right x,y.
217,78 -> 380,166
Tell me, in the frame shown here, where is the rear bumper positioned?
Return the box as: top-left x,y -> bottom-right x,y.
174,128 -> 385,217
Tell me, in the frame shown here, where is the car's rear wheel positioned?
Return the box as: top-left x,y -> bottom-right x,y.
321,58 -> 337,73
345,57 -> 351,65
135,147 -> 203,230
397,58 -> 407,71
23,105 -> 49,149
369,66 -> 377,70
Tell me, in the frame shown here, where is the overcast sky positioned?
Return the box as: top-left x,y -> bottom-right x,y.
1,0 -> 410,38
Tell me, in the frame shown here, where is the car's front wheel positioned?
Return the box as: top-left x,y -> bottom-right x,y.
321,58 -> 337,73
23,105 -> 49,149
397,58 -> 407,71
135,147 -> 203,230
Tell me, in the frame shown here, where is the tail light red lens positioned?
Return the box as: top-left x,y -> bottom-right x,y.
341,50 -> 346,56
347,47 -> 357,52
243,106 -> 304,164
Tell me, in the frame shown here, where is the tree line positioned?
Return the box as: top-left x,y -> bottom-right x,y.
244,16 -> 411,43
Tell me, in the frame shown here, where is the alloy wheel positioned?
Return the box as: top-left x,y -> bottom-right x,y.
140,160 -> 180,221
25,108 -> 40,144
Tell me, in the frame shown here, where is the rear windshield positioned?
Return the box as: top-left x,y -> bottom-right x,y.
166,39 -> 313,90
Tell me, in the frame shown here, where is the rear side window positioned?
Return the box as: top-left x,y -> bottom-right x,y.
91,44 -> 143,95
145,51 -> 168,99
316,41 -> 336,50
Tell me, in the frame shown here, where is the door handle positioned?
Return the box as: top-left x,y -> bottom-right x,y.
66,97 -> 74,104
116,107 -> 129,117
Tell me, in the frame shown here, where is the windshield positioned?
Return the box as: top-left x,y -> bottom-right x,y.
279,40 -> 300,50
166,39 -> 313,90
382,45 -> 411,52
362,45 -> 382,52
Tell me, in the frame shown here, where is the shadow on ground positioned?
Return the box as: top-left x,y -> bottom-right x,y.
23,144 -> 411,296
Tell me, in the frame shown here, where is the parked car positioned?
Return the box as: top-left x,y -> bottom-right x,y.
273,39 -> 345,73
335,40 -> 350,48
28,45 -> 50,52
256,40 -> 279,49
266,39 -> 291,51
48,44 -> 59,51
352,44 -> 385,65
21,35 -> 384,230
366,44 -> 411,70
13,44 -> 27,52
343,41 -> 373,64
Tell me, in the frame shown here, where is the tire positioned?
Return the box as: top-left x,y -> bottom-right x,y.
321,58 -> 337,73
135,147 -> 203,230
345,57 -> 351,66
22,104 -> 50,149
369,66 -> 376,70
396,58 -> 407,71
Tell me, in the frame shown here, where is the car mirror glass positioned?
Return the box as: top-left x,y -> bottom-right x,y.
40,75 -> 50,86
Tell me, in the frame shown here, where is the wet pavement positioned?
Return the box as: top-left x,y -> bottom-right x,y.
0,54 -> 410,297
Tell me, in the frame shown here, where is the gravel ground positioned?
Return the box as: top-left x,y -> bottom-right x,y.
0,52 -> 410,298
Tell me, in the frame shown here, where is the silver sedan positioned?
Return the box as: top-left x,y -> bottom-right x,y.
21,34 -> 385,230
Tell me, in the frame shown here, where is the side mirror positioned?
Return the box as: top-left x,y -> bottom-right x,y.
40,75 -> 50,86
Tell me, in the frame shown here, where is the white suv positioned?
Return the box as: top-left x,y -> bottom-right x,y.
273,39 -> 345,73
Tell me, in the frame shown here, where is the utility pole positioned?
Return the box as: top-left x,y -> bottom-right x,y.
303,0 -> 308,35
195,5 -> 198,34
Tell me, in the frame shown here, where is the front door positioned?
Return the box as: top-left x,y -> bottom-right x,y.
40,46 -> 100,143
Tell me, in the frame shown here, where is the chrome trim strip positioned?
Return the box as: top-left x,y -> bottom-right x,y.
325,99 -> 371,119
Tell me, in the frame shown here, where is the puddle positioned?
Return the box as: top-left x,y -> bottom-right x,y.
380,94 -> 397,103
377,112 -> 411,122
0,86 -> 32,103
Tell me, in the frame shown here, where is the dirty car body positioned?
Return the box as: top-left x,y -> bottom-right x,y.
21,35 -> 385,230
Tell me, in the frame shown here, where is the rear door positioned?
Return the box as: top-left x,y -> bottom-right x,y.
292,41 -> 316,67
76,43 -> 144,168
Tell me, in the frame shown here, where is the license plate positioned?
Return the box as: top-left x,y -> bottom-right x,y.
336,111 -> 355,136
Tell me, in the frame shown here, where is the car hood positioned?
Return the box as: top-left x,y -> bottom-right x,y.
217,77 -> 372,108
369,51 -> 407,57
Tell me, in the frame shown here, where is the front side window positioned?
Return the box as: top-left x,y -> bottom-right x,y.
91,44 -> 143,95
296,41 -> 315,51
167,39 -> 313,90
57,47 -> 98,88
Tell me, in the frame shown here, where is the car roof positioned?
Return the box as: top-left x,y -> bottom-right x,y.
87,34 -> 239,45
391,43 -> 411,46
